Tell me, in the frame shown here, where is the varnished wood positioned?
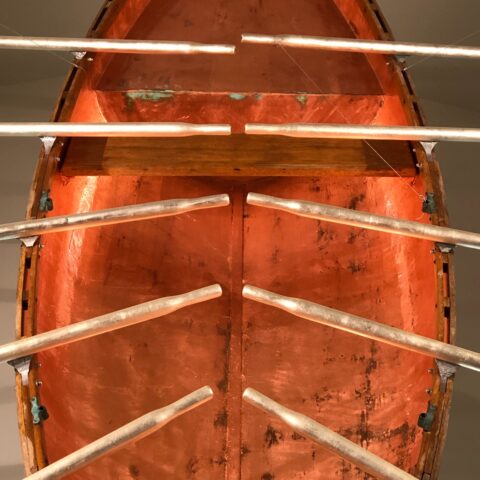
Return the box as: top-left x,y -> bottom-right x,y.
61,136 -> 417,177
363,0 -> 457,473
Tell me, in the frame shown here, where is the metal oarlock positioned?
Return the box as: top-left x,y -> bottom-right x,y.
241,33 -> 480,60
243,388 -> 416,480
245,123 -> 480,144
242,285 -> 480,372
0,285 -> 222,364
40,136 -> 56,156
420,141 -> 438,162
436,360 -> 458,393
7,356 -> 32,386
23,386 -> 214,480
0,36 -> 235,55
246,193 -> 480,250
0,194 -> 230,242
0,123 -> 231,138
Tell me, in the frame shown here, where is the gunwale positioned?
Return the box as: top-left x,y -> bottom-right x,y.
14,0 -> 456,478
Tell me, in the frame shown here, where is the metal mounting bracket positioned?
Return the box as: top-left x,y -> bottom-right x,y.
7,355 -> 32,386
420,141 -> 438,162
40,136 -> 56,156
436,242 -> 455,254
20,236 -> 39,248
31,397 -> 49,424
422,192 -> 437,214
39,190 -> 54,212
71,51 -> 86,60
418,402 -> 437,432
396,54 -> 411,63
436,359 -> 457,393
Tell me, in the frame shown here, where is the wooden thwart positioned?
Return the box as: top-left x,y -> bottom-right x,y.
61,136 -> 417,177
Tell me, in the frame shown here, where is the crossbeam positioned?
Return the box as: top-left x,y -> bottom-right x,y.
62,136 -> 417,177
0,285 -> 222,363
246,192 -> 480,250
245,123 -> 480,143
241,33 -> 480,60
0,194 -> 230,242
0,36 -> 235,55
243,388 -> 416,480
24,386 -> 213,480
0,122 -> 231,138
243,285 -> 480,372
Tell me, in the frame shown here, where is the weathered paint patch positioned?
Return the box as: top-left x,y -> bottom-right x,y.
124,90 -> 175,109
229,93 -> 247,101
254,93 -> 263,101
296,94 -> 308,107
264,425 -> 284,448
214,409 -> 228,428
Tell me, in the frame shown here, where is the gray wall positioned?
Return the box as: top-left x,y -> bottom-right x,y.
0,2 -> 105,477
0,1 -> 478,478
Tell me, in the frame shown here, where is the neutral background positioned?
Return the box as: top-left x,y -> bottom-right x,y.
0,1 -> 479,478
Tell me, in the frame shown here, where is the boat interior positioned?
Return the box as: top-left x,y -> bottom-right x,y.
25,1 -> 445,478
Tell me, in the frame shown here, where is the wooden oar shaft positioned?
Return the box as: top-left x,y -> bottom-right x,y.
245,123 -> 480,143
0,194 -> 230,242
243,388 -> 416,480
0,122 -> 231,138
241,33 -> 480,59
243,285 -> 480,371
0,36 -> 235,55
0,285 -> 222,363
24,386 -> 214,480
247,192 -> 480,250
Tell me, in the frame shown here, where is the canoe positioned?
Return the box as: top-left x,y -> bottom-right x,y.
15,0 -> 455,478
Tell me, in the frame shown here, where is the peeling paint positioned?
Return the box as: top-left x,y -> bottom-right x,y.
296,94 -> 308,107
214,409 -> 228,428
264,425 -> 284,448
229,93 -> 247,101
124,90 -> 175,109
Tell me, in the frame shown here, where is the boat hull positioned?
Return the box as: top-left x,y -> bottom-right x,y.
15,1 -> 455,479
